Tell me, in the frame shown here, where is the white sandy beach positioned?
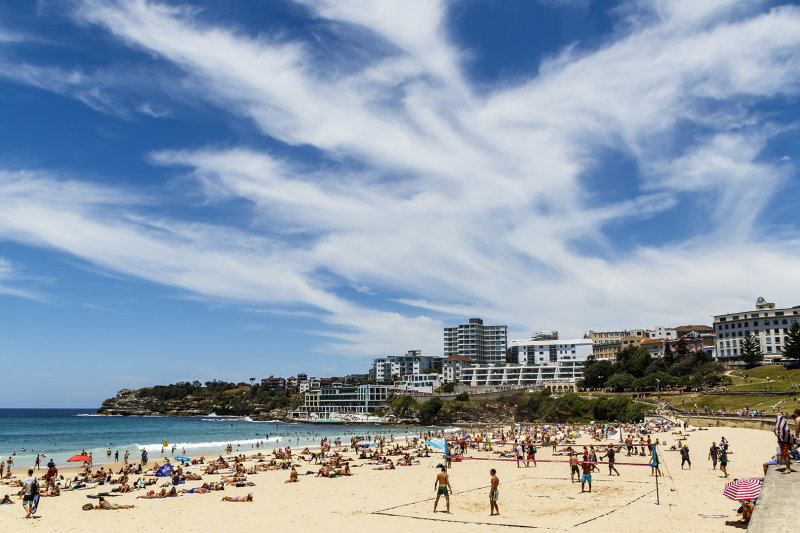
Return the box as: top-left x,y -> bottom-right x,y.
0,424 -> 775,533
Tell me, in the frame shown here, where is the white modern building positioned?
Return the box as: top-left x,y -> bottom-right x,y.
506,337 -> 593,365
443,318 -> 508,364
373,350 -> 436,383
389,374 -> 441,394
302,384 -> 389,414
460,337 -> 592,387
647,326 -> 677,340
714,297 -> 800,360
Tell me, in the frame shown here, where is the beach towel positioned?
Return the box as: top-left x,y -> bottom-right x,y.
155,463 -> 173,478
774,413 -> 797,444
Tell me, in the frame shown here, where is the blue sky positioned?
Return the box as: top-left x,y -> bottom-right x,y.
2,0 -> 800,407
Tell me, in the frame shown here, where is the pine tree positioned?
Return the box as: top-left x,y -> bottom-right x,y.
674,337 -> 690,359
663,343 -> 675,366
740,332 -> 763,368
784,322 -> 800,359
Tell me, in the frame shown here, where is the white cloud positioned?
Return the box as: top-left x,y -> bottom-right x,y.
1,1 -> 800,359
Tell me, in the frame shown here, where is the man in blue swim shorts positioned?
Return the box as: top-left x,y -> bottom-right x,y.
580,457 -> 593,493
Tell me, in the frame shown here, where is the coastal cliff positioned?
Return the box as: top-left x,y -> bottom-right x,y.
97,381 -> 299,419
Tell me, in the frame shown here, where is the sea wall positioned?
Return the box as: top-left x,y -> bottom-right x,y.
682,415 -> 774,432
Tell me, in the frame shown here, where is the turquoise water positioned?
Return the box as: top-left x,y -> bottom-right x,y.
0,409 -> 428,468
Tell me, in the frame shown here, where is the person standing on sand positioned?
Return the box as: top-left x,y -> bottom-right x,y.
489,469 -> 499,516
680,445 -> 691,470
602,446 -> 620,476
22,469 -> 37,519
569,449 -> 580,482
433,466 -> 451,514
708,442 -> 719,470
718,446 -> 729,478
580,456 -> 592,493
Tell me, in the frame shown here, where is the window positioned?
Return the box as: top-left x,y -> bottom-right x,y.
753,320 -> 759,326
767,338 -> 772,344
783,319 -> 788,325
744,322 -> 749,327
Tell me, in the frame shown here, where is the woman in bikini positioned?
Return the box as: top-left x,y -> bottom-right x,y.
221,493 -> 253,502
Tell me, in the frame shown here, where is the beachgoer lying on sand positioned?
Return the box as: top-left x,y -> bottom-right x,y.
97,497 -> 135,510
137,488 -> 168,499
221,493 -> 253,502
333,464 -> 352,476
0,495 -> 13,504
182,487 -> 210,494
42,485 -> 60,496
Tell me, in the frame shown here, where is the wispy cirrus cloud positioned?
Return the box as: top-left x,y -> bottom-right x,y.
0,0 -> 799,361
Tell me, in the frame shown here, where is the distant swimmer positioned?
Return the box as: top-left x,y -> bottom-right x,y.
433,466 -> 451,514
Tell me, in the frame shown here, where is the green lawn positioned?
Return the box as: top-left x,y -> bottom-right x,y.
725,365 -> 800,392
659,392 -> 789,413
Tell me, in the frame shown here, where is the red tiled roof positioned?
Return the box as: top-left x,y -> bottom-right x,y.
442,354 -> 474,363
642,339 -> 664,345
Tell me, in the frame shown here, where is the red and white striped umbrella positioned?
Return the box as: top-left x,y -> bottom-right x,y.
722,478 -> 763,501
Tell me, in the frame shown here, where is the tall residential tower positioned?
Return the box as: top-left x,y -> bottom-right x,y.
443,317 -> 507,365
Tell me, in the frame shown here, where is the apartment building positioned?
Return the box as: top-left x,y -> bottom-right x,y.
444,318 -> 508,364
714,297 -> 800,360
373,350 -> 436,383
302,384 -> 389,414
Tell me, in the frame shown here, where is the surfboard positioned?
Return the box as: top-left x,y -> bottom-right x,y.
30,493 -> 40,514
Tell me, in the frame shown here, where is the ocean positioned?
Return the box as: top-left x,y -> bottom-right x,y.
0,408 -> 431,467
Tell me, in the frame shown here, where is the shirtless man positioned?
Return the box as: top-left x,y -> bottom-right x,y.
433,466 -> 451,514
602,446 -> 620,476
580,456 -> 593,493
569,449 -> 580,482
489,469 -> 499,516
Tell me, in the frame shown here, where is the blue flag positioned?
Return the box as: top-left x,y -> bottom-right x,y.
650,444 -> 658,468
155,463 -> 173,477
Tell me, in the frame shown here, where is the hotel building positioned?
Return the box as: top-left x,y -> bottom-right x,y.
714,297 -> 800,360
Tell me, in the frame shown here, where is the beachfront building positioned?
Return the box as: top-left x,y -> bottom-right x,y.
443,318 -> 508,364
441,354 -> 474,383
713,297 -> 800,360
301,384 -> 389,414
372,350 -> 436,383
460,337 -> 591,387
588,330 -> 628,360
389,374 -> 441,394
